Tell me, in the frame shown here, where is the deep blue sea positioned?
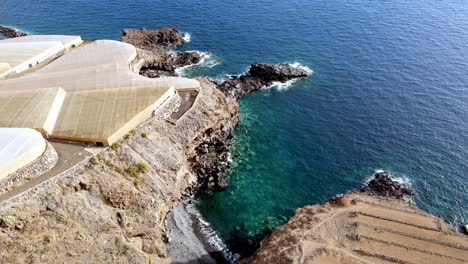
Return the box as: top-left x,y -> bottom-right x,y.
2,0 -> 467,257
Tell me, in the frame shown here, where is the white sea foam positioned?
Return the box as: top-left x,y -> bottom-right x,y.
185,202 -> 240,263
268,79 -> 297,91
289,61 -> 314,75
182,32 -> 191,43
0,25 -> 30,36
175,51 -> 222,77
266,62 -> 313,91
365,169 -> 413,187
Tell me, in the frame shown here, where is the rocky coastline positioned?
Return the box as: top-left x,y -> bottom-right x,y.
242,172 -> 468,263
122,27 -> 202,78
0,25 -> 28,38
0,27 -> 312,263
4,26 -> 462,264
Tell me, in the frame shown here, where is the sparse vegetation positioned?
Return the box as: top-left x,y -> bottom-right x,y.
137,162 -> 149,173
133,178 -> 142,187
126,162 -> 149,177
0,215 -> 16,228
102,223 -> 115,232
114,166 -> 125,175
56,211 -> 68,223
25,244 -> 36,253
141,132 -> 148,138
90,156 -> 100,165
111,140 -> 123,150
126,165 -> 139,177
190,90 -> 199,97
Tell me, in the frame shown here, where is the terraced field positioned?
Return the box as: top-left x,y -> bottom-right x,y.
246,193 -> 468,264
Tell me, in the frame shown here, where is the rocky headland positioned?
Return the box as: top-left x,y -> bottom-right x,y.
0,27 -> 312,263
3,26 -> 462,264
122,27 -> 202,78
0,25 -> 28,38
242,172 -> 468,264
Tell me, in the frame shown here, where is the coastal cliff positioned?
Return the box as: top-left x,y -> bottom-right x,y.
242,172 -> 468,264
0,27 -> 313,263
0,79 -> 239,263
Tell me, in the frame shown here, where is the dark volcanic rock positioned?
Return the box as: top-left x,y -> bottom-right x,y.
461,225 -> 468,235
123,27 -> 201,78
167,51 -> 201,69
122,27 -> 188,51
249,63 -> 310,82
0,25 -> 27,38
188,126 -> 234,192
361,171 -> 415,199
218,63 -> 311,99
138,50 -> 201,78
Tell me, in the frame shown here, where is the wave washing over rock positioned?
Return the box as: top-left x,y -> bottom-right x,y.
0,25 -> 28,38
166,201 -> 239,264
218,63 -> 312,99
175,51 -> 222,77
122,27 -> 204,78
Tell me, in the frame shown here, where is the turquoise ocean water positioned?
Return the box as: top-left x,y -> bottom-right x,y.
2,0 -> 467,257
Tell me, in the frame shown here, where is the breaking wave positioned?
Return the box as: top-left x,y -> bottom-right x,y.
185,202 -> 240,263
182,32 -> 192,43
268,62 -> 313,91
175,51 -> 222,77
365,169 -> 413,187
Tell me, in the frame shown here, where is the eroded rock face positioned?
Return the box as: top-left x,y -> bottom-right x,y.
137,49 -> 201,78
0,25 -> 27,38
188,128 -> 233,192
122,27 -> 201,77
218,63 -> 311,99
122,27 -> 187,51
0,79 -> 239,264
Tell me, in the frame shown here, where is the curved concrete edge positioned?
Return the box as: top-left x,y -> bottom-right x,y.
0,142 -> 58,195
0,128 -> 47,180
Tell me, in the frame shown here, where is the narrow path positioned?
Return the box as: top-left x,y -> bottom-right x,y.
0,140 -> 96,204
169,90 -> 198,122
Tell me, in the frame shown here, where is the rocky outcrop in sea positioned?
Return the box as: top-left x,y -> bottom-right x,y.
122,27 -> 188,51
218,63 -> 311,99
360,171 -> 414,199
122,27 -> 201,78
0,25 -> 27,38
